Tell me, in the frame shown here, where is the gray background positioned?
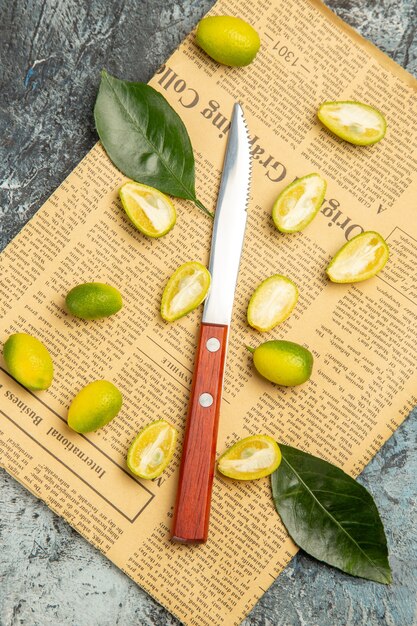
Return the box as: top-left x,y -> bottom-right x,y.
0,0 -> 416,624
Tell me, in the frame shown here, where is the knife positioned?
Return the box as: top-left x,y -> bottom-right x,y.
171,103 -> 251,544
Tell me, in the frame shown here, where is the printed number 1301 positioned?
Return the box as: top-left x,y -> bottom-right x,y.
273,42 -> 299,66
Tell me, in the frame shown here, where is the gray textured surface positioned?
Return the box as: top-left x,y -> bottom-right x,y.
0,0 -> 416,625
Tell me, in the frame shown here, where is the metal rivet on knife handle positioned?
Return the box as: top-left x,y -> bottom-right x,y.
206,337 -> 221,352
199,393 -> 214,407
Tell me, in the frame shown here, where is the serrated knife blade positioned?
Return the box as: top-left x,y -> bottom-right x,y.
203,102 -> 251,325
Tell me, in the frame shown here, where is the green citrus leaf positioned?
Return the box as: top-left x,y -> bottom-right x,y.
271,444 -> 392,584
94,70 -> 212,217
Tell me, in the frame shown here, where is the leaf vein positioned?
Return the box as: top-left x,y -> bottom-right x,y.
309,489 -> 366,502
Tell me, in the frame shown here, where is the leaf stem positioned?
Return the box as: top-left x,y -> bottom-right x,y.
194,198 -> 214,219
245,345 -> 255,354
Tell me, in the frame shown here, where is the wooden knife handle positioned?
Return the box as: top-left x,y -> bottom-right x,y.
171,322 -> 228,543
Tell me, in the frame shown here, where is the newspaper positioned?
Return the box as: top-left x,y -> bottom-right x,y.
1,0 -> 417,624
